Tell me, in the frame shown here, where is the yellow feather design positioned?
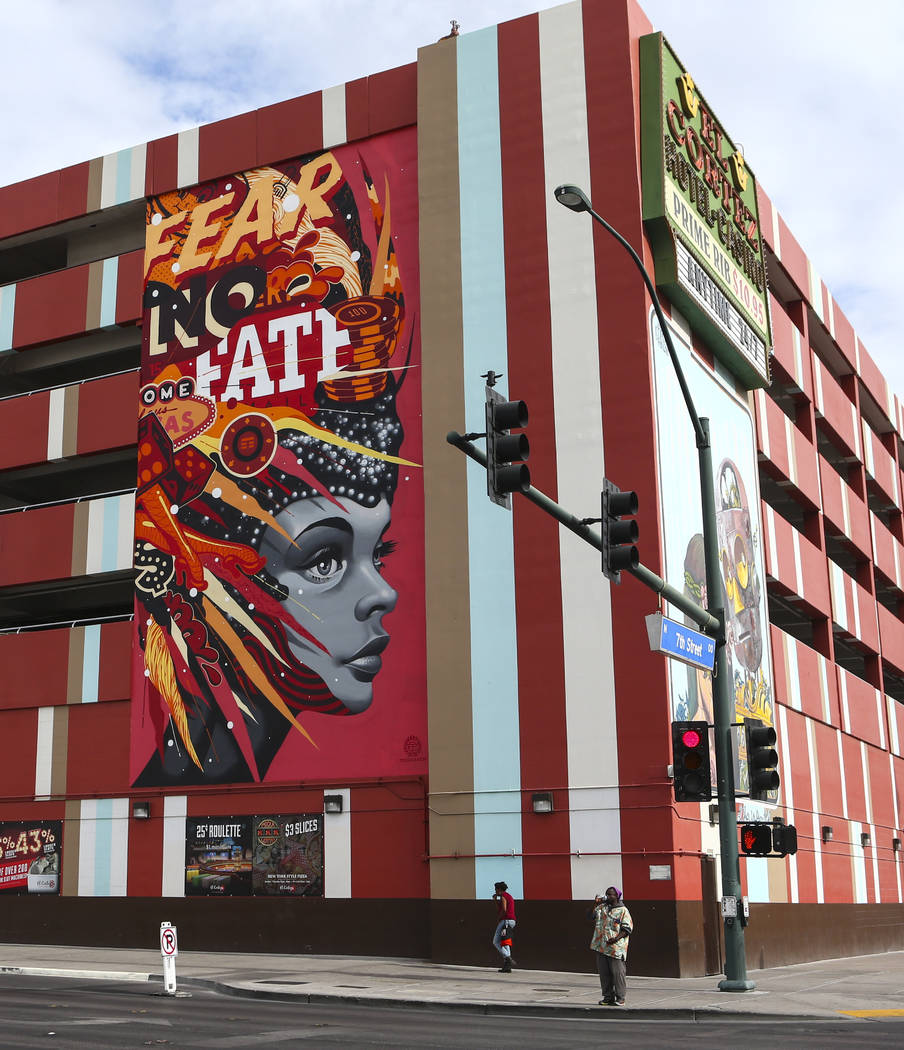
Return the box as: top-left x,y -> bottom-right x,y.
145,618 -> 202,770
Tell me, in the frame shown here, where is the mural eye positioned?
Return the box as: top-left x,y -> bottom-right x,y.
373,539 -> 398,571
300,547 -> 344,584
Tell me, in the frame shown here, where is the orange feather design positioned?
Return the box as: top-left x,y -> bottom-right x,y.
145,618 -> 202,770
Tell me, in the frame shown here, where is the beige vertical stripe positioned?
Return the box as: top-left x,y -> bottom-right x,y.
51,705 -> 69,795
62,384 -> 80,458
86,157 -> 104,214
62,798 -> 81,896
70,504 -> 90,577
67,626 -> 85,702
85,260 -> 104,332
418,35 -> 476,901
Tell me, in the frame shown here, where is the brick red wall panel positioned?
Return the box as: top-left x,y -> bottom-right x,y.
58,163 -> 91,225
257,92 -> 324,166
0,629 -> 70,710
98,619 -> 135,702
820,843 -> 853,903
185,788 -> 325,819
859,343 -> 889,419
65,700 -> 130,796
782,709 -> 818,900
367,64 -> 417,136
76,371 -> 138,456
813,722 -> 844,823
831,301 -> 857,374
345,77 -> 370,142
127,812 -> 164,896
894,757 -> 904,828
12,266 -> 90,349
147,135 -> 179,197
840,733 -> 867,823
0,390 -> 50,470
0,503 -> 75,585
586,0 -> 678,903
0,172 -> 60,241
866,746 -> 895,832
350,784 -> 427,897
115,249 -> 144,326
198,111 -> 258,184
0,708 -> 38,799
499,11 -> 571,902
775,216 -> 808,300
756,183 -> 774,253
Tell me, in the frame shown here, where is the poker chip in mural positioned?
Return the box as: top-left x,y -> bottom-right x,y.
219,414 -> 277,477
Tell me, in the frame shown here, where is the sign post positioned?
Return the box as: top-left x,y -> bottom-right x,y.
160,921 -> 178,996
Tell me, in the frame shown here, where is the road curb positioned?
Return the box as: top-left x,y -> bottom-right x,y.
0,965 -> 846,1022
0,965 -> 153,984
209,979 -> 835,1022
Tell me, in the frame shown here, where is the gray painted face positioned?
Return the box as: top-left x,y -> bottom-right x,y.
258,496 -> 398,713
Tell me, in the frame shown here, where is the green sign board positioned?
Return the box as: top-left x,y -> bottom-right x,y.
640,33 -> 772,388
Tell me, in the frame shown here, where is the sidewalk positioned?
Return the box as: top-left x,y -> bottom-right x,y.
2,943 -> 904,1020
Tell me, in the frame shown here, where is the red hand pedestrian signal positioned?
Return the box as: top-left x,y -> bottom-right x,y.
739,822 -> 772,856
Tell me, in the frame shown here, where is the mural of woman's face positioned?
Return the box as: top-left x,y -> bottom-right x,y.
258,496 -> 398,713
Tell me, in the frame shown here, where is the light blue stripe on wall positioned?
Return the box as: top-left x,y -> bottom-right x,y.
99,257 -> 118,327
81,624 -> 101,703
115,148 -> 133,205
100,496 -> 121,572
93,797 -> 113,896
0,284 -> 15,351
458,27 -> 523,900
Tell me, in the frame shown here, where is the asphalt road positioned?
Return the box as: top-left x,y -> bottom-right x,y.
0,975 -> 902,1049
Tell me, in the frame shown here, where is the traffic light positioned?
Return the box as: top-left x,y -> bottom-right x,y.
671,720 -> 712,802
745,718 -> 779,801
485,385 -> 530,509
772,822 -> 798,857
601,478 -> 638,582
740,821 -> 773,857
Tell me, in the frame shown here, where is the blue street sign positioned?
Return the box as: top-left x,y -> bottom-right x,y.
645,612 -> 716,672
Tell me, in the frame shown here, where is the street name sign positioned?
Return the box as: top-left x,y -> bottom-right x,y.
645,612 -> 716,672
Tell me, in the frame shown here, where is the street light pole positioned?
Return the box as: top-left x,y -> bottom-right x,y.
554,184 -> 754,991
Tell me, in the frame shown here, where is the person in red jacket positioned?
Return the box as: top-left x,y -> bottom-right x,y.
492,881 -> 516,973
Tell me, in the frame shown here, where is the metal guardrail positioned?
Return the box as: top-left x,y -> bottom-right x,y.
0,366 -> 139,403
0,486 -> 136,516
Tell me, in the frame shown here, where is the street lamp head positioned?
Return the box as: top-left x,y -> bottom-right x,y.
554,184 -> 591,213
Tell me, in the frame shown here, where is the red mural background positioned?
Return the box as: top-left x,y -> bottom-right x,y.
130,128 -> 426,787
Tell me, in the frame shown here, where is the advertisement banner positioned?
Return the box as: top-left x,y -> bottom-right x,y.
252,814 -> 323,896
640,32 -> 772,389
0,820 -> 61,894
185,817 -> 252,895
651,311 -> 776,800
131,128 -> 427,788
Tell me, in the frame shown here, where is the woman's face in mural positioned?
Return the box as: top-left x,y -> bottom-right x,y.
258,496 -> 398,713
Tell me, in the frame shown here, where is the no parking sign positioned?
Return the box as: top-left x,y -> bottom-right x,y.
160,922 -> 178,995
160,922 -> 178,957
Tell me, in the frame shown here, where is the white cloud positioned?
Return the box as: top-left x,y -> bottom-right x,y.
2,0 -> 899,399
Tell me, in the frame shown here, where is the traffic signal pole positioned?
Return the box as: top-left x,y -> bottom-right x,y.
552,183 -> 753,990
697,417 -> 754,991
449,182 -> 755,991
448,420 -> 752,989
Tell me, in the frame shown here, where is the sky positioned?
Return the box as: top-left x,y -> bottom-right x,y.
1,0 -> 900,400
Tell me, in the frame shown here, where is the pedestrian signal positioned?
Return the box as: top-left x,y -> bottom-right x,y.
740,822 -> 773,856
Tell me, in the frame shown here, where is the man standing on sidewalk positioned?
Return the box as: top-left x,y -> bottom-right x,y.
492,881 -> 516,973
589,886 -> 633,1005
